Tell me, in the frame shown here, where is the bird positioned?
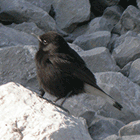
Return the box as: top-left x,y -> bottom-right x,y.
33,31 -> 123,111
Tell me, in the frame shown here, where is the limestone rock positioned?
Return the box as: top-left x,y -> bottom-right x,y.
0,0 -> 56,32
112,36 -> 140,68
86,17 -> 114,34
0,45 -> 38,91
119,120 -> 140,136
95,72 -> 140,123
102,5 -> 123,26
120,5 -> 140,34
53,0 -> 90,32
73,31 -> 111,50
79,47 -> 120,72
9,22 -> 45,35
0,25 -> 38,47
0,82 -> 92,140
104,135 -> 140,140
88,115 -> 124,140
26,0 -> 54,13
128,58 -> 140,85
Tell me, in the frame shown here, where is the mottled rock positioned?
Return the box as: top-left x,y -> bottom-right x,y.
79,47 -> 120,72
9,22 -> 45,35
89,115 -> 124,140
119,120 -> 140,136
128,58 -> 140,85
26,0 -> 54,13
0,0 -> 56,32
86,17 -> 114,34
112,36 -> 140,67
103,5 -> 123,26
0,45 -> 38,91
53,0 -> 90,32
120,5 -> 140,34
0,25 -> 38,47
95,72 -> 140,123
0,82 -> 92,140
73,31 -> 111,50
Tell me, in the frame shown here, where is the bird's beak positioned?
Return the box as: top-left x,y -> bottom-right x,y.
31,33 -> 42,42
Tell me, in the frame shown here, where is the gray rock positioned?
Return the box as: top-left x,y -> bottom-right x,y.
79,47 -> 120,72
26,0 -> 54,13
73,31 -> 111,50
104,135 -> 140,140
86,17 -> 114,34
137,0 -> 140,9
95,72 -> 140,124
104,134 -> 119,140
112,36 -> 140,68
55,72 -> 140,124
53,0 -> 90,33
107,33 -> 119,51
88,115 -> 124,140
90,0 -> 120,16
128,58 -> 140,85
9,22 -> 45,35
68,43 -> 84,52
64,24 -> 88,42
0,45 -> 38,91
119,61 -> 132,77
103,5 -> 123,26
0,0 -> 56,32
0,82 -> 92,140
113,31 -> 138,49
120,5 -> 140,34
120,135 -> 140,140
119,120 -> 140,136
0,25 -> 38,47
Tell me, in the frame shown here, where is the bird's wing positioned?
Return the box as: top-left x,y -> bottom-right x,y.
49,53 -> 123,111
49,53 -> 101,90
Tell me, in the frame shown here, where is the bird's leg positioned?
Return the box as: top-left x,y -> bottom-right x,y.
54,91 -> 73,106
39,88 -> 45,97
60,91 -> 73,106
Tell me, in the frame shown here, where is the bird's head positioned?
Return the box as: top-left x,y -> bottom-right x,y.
32,31 -> 68,52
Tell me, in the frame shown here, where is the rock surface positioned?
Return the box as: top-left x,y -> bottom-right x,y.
53,0 -> 90,32
73,31 -> 111,50
1,1 -> 140,140
0,82 -> 92,140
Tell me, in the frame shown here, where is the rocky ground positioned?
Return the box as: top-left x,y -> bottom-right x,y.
0,0 -> 140,139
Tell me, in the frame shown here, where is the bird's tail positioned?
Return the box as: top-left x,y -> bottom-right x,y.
84,83 -> 123,111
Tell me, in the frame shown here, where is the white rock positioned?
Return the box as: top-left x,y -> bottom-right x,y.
0,82 -> 92,140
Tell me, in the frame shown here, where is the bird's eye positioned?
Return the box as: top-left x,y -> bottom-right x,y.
43,40 -> 48,45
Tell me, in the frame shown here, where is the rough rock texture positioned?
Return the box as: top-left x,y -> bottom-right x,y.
88,115 -> 124,140
79,47 -> 120,72
9,22 -> 45,35
0,82 -> 92,140
0,24 -> 38,47
128,58 -> 140,85
53,0 -> 90,32
0,45 -> 38,91
1,1 -> 140,140
119,120 -> 140,136
0,0 -> 56,32
112,36 -> 140,68
73,31 -> 111,50
120,5 -> 140,34
95,72 -> 140,124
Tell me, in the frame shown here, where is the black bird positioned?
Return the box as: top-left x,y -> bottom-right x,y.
33,31 -> 123,111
